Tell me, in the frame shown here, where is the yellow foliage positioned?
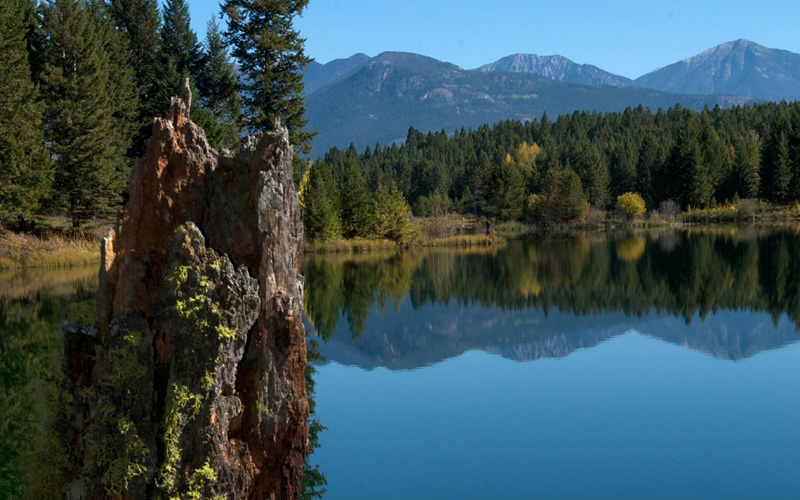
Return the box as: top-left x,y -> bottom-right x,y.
297,160 -> 312,210
616,192 -> 646,220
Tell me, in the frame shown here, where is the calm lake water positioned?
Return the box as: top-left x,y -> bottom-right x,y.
2,227 -> 800,499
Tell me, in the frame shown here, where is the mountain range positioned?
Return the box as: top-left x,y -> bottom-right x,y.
303,39 -> 800,153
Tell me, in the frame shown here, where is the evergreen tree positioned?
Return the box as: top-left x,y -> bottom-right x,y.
154,0 -> 200,115
0,0 -> 50,225
769,132 -> 792,203
673,117 -> 713,208
735,131 -> 762,199
221,0 -> 314,150
14,0 -> 45,83
374,183 -> 415,243
488,158 -> 526,220
302,162 -> 341,241
109,0 -> 161,147
88,0 -> 139,173
542,169 -> 589,224
42,0 -> 126,227
340,159 -> 373,238
196,15 -> 242,151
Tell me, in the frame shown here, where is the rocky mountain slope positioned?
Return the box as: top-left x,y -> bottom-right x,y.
304,51 -> 755,152
633,39 -> 800,101
476,53 -> 633,87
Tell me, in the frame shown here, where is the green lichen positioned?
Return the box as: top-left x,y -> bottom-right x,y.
170,459 -> 226,500
83,406 -> 150,496
158,383 -> 204,495
100,329 -> 148,393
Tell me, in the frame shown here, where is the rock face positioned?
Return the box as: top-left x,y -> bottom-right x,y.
53,80 -> 307,500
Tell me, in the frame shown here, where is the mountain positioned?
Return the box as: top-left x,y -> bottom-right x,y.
476,53 -> 633,87
634,39 -> 800,101
305,51 -> 755,153
303,53 -> 371,94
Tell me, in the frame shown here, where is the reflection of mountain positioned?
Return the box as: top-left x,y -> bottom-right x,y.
304,229 -> 800,370
309,301 -> 799,371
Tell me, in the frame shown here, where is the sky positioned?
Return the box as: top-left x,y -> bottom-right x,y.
187,0 -> 800,79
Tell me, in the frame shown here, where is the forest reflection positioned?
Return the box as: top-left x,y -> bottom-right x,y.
303,227 -> 800,367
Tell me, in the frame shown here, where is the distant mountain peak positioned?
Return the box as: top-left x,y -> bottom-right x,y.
476,53 -> 633,88
635,39 -> 800,100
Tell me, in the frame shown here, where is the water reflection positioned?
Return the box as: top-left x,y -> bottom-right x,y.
0,267 -> 96,499
303,227 -> 800,368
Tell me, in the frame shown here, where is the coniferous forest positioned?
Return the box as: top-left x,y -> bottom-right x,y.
303,102 -> 800,240
2,0 -> 800,241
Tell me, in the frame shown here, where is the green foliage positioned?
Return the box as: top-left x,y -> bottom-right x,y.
541,169 -> 590,224
108,0 -> 161,145
374,184 -> 417,244
153,0 -> 201,116
340,159 -> 373,238
0,0 -> 50,225
735,131 -> 762,199
302,161 -> 342,241
196,15 -> 243,151
41,0 -> 131,227
221,0 -> 314,149
616,192 -> 647,220
317,102 -> 800,223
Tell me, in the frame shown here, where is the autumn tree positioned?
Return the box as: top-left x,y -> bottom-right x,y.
616,192 -> 646,220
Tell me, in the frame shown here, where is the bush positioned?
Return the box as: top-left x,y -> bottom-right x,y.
616,192 -> 646,220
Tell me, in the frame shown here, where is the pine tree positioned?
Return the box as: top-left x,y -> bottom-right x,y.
154,0 -> 200,115
374,183 -> 415,243
109,0 -> 161,148
14,0 -> 45,83
770,132 -> 792,203
0,0 -> 50,225
340,159 -> 373,238
221,0 -> 314,150
42,0 -> 126,227
196,15 -> 242,151
302,162 -> 341,241
673,117 -> 712,208
735,131 -> 761,199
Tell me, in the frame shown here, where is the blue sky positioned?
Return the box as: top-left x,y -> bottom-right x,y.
188,0 -> 800,78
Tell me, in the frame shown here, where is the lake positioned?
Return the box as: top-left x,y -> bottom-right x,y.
2,227 -> 800,499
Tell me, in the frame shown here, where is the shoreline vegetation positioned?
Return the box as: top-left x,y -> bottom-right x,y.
3,200 -> 800,266
306,201 -> 800,253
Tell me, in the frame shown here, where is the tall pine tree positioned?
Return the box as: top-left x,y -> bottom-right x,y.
154,0 -> 200,115
196,15 -> 243,151
42,0 -> 127,227
0,0 -> 50,226
221,0 -> 314,150
109,0 -> 161,150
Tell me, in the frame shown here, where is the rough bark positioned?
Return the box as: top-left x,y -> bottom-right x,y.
54,79 -> 307,500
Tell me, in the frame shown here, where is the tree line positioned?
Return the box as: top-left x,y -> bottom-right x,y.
304,228 -> 800,341
0,0 -> 311,229
303,101 -> 800,240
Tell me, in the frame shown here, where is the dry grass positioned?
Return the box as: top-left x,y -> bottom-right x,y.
0,231 -> 100,269
304,232 -> 507,254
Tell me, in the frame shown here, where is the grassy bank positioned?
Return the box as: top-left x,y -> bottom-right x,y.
304,231 -> 505,254
0,231 -> 100,269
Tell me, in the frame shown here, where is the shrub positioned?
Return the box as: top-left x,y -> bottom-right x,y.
616,192 -> 646,220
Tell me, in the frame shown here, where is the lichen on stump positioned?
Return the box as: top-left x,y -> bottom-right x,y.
50,79 -> 308,500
